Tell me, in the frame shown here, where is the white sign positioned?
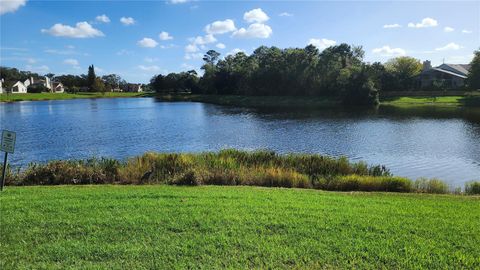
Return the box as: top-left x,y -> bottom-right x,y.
1,130 -> 16,154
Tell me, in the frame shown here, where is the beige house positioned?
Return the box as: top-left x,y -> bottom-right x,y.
124,83 -> 143,92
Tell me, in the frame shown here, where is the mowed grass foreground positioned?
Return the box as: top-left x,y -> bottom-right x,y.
1,185 -> 479,269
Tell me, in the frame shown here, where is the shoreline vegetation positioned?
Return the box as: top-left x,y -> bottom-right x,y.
1,185 -> 479,269
0,92 -> 149,102
2,92 -> 480,108
3,150 -> 479,195
157,93 -> 480,108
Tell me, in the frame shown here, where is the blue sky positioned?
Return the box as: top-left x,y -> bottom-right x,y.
1,0 -> 479,83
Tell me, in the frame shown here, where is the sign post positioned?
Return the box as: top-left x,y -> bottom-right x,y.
1,130 -> 16,191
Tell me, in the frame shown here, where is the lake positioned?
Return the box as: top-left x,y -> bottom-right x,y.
1,97 -> 480,187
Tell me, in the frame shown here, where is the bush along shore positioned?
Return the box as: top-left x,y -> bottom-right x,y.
3,149 -> 480,194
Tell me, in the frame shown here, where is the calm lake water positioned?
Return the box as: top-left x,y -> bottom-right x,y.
1,98 -> 480,187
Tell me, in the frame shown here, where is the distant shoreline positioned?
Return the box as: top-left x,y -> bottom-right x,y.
0,92 -> 151,102
156,93 -> 480,108
2,92 -> 480,108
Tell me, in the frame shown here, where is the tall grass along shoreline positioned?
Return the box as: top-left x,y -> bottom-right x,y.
3,149 -> 479,195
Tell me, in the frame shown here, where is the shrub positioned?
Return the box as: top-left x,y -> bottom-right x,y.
414,178 -> 449,194
2,150 -> 468,195
465,181 -> 480,195
117,153 -> 159,184
241,167 -> 311,188
20,160 -> 112,185
321,175 -> 413,192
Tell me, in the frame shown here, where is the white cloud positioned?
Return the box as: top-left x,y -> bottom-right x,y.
227,48 -> 245,56
64,58 -> 79,66
308,38 -> 336,50
95,14 -> 110,23
26,65 -> 49,74
0,0 -> 26,15
244,8 -> 269,23
462,29 -> 472,34
45,48 -> 77,55
205,19 -> 236,34
184,53 -> 203,60
26,58 -> 36,64
168,0 -> 189,3
279,12 -> 293,17
144,57 -> 158,63
190,34 -> 217,45
137,38 -> 158,48
181,63 -> 195,70
407,17 -> 438,28
137,65 -> 160,72
185,44 -> 198,53
435,42 -> 462,51
383,23 -> 401,28
120,17 -> 135,26
160,44 -> 176,49
216,43 -> 226,49
158,31 -> 173,40
233,23 -> 272,38
444,26 -> 454,32
41,22 -> 104,38
117,49 -> 132,55
372,45 -> 406,57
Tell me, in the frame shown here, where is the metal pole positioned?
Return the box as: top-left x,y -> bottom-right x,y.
1,152 -> 7,191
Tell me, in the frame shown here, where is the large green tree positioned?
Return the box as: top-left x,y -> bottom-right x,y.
385,57 -> 422,90
87,65 -> 96,91
467,49 -> 480,89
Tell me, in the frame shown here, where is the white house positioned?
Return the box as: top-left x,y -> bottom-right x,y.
0,78 -> 4,94
52,82 -> 65,93
11,81 -> 28,93
6,76 -> 64,94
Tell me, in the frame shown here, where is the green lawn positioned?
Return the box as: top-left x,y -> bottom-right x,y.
0,92 -> 150,102
381,95 -> 480,107
1,185 -> 479,269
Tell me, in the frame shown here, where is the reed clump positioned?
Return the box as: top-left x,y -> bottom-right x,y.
3,149 -> 474,194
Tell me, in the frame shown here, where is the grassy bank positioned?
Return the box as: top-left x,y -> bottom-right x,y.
4,150 -> 480,194
155,93 -> 480,108
381,95 -> 480,107
0,92 -> 150,102
3,92 -> 479,107
1,185 -> 479,269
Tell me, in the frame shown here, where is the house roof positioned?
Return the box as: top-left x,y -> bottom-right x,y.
437,63 -> 470,76
429,67 -> 468,79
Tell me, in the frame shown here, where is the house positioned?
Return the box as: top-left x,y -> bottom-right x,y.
7,76 -> 64,94
124,83 -> 143,92
418,60 -> 470,89
11,81 -> 28,93
28,76 -> 52,91
0,78 -> 4,94
52,82 -> 65,93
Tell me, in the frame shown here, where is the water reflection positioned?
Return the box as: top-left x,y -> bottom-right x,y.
1,97 -> 480,186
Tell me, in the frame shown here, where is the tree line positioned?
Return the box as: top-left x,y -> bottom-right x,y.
0,65 -> 130,93
151,44 -> 480,105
